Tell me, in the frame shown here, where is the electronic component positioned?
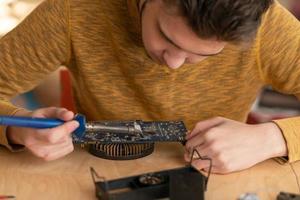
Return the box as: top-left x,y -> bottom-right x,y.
88,143 -> 155,160
73,120 -> 187,144
277,192 -> 300,200
0,115 -> 187,144
0,115 -> 187,160
91,166 -> 206,200
90,149 -> 212,200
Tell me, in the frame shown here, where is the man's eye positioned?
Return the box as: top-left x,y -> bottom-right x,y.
158,27 -> 173,44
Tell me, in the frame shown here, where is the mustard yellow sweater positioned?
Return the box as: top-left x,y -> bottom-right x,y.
0,0 -> 299,162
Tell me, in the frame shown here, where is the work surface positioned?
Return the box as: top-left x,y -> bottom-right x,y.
0,143 -> 300,200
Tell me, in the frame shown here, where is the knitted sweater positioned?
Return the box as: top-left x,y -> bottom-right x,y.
0,0 -> 299,161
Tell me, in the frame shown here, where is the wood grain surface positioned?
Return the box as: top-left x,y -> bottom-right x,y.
0,143 -> 299,200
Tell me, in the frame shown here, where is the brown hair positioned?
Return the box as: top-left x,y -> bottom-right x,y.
163,0 -> 274,44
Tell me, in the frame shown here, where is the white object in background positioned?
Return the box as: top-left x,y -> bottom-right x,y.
0,16 -> 19,36
0,0 -> 16,6
0,4 -> 11,17
12,1 -> 38,20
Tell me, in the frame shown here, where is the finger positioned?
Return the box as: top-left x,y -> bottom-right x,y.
203,166 -> 229,175
184,144 -> 215,167
57,109 -> 75,121
35,107 -> 74,121
202,167 -> 211,172
187,117 -> 224,139
185,133 -> 205,152
191,159 -> 211,170
37,120 -> 79,143
28,137 -> 72,158
185,130 -> 191,137
186,128 -> 216,153
43,139 -> 74,161
34,107 -> 65,118
184,152 -> 192,162
184,152 -> 188,161
185,144 -> 213,162
47,107 -> 74,121
184,151 -> 207,162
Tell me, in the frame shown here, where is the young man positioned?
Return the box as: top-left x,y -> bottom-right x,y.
0,0 -> 299,174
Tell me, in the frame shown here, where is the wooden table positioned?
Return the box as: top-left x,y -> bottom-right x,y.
0,143 -> 299,200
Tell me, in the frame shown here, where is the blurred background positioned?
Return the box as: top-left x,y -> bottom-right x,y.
0,0 -> 61,110
0,0 -> 300,123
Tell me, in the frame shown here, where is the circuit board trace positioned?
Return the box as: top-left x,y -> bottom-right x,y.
73,120 -> 187,144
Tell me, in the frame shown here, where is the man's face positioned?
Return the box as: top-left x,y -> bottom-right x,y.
140,0 -> 226,69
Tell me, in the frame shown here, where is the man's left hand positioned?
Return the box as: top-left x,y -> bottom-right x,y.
184,117 -> 288,174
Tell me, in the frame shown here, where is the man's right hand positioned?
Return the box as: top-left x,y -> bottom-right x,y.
6,107 -> 79,161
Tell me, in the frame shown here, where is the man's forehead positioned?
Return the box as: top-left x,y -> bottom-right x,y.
159,11 -> 226,55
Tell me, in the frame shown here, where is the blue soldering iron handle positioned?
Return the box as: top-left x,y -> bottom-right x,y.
73,114 -> 86,138
0,114 -> 86,139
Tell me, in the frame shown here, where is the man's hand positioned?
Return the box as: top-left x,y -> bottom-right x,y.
184,117 -> 288,174
6,107 -> 79,161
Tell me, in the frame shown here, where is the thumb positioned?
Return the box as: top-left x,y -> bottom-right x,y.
34,107 -> 75,121
38,120 -> 80,141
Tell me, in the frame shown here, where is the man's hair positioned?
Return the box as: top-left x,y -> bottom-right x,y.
164,0 -> 274,44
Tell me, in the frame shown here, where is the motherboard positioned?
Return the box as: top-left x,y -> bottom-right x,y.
72,120 -> 187,144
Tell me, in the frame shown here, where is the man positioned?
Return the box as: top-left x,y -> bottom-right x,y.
0,0 -> 299,174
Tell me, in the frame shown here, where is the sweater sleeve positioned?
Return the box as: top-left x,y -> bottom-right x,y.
257,2 -> 300,162
0,0 -> 71,150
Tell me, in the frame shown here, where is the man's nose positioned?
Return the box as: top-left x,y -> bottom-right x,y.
163,50 -> 187,69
